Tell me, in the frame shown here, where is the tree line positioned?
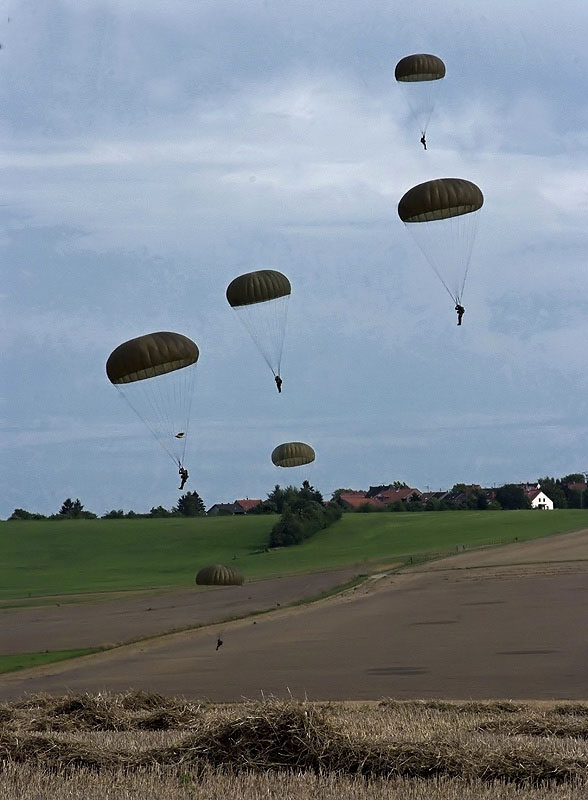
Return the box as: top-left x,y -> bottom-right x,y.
7,492 -> 206,521
331,474 -> 588,512
6,473 -> 586,523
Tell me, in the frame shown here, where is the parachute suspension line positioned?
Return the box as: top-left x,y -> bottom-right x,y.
402,207 -> 482,307
399,79 -> 443,139
233,294 -> 289,378
456,210 -> 481,304
403,222 -> 458,305
273,294 -> 289,376
115,386 -> 179,467
178,363 -> 197,467
114,364 -> 198,468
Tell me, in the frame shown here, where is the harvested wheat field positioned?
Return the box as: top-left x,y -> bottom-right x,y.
1,694 -> 588,799
0,529 -> 587,702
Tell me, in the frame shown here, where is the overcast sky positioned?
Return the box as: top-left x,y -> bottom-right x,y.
1,0 -> 587,518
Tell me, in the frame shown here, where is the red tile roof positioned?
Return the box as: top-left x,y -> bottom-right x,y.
338,493 -> 384,509
234,499 -> 262,512
375,488 -> 419,503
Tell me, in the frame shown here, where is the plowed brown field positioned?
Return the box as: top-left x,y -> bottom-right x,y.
1,530 -> 587,701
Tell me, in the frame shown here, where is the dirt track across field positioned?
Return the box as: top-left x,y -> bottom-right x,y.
0,568 -> 362,654
1,529 -> 587,701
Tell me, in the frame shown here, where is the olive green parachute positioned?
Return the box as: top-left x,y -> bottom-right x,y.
398,178 -> 484,305
395,54 -> 446,82
226,270 -> 291,308
398,178 -> 484,223
226,270 -> 291,380
395,53 -> 445,141
195,564 -> 245,586
106,332 -> 199,384
106,332 -> 199,467
271,442 -> 316,468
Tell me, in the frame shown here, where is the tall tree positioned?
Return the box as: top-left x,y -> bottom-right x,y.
495,484 -> 531,510
299,480 -> 323,504
536,477 -> 567,508
175,491 -> 206,517
149,505 -> 172,518
59,498 -> 83,518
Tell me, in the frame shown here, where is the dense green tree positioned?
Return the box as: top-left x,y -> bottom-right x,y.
8,508 -> 46,521
466,488 -> 488,510
495,484 -> 531,510
102,509 -> 125,519
536,477 -> 567,508
270,511 -> 304,547
149,505 -> 173,518
561,473 -> 585,484
54,498 -> 96,519
175,491 -> 206,517
59,498 -> 82,518
299,480 -> 323,504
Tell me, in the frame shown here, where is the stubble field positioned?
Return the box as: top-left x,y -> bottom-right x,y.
1,694 -> 588,799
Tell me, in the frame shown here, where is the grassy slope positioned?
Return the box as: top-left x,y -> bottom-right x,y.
0,510 -> 586,602
0,649 -> 104,675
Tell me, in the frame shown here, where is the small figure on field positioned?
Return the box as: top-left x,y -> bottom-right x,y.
178,465 -> 189,490
455,304 -> 465,326
274,374 -> 283,393
216,637 -> 223,651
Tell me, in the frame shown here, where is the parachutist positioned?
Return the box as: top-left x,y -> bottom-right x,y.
455,304 -> 465,326
216,638 -> 223,651
274,375 -> 283,393
178,465 -> 189,490
420,134 -> 427,150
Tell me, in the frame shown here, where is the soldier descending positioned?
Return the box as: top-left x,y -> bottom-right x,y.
274,375 -> 283,393
455,304 -> 465,326
178,465 -> 189,490
420,134 -> 427,150
216,637 -> 223,651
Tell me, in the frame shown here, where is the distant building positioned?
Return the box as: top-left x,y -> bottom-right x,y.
566,481 -> 587,494
525,486 -> 554,510
207,498 -> 262,516
374,487 -> 422,505
420,491 -> 450,504
234,499 -> 262,513
207,503 -> 239,516
337,492 -> 385,510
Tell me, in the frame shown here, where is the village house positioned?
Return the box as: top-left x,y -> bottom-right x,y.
234,498 -> 262,513
207,498 -> 262,516
524,485 -> 554,510
337,491 -> 385,511
374,487 -> 422,505
207,503 -> 239,516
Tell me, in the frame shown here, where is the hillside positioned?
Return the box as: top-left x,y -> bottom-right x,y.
1,510 -> 586,602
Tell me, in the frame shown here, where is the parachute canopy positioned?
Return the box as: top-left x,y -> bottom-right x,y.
106,332 -> 199,384
226,270 -> 291,379
395,54 -> 446,82
195,564 -> 245,586
395,54 -> 445,140
398,178 -> 484,223
106,332 -> 199,467
271,442 -> 315,468
398,178 -> 484,305
226,270 -> 291,308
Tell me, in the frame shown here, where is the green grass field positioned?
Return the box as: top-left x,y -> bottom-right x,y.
0,649 -> 104,675
0,510 -> 586,602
